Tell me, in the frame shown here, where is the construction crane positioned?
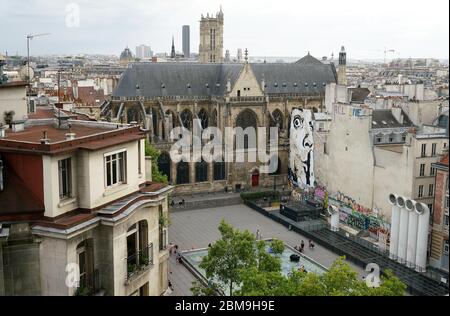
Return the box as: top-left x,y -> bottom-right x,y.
384,48 -> 395,64
26,33 -> 51,84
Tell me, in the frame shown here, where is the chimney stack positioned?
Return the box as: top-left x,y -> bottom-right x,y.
40,130 -> 50,144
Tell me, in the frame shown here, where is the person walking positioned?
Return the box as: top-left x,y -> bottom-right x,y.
300,240 -> 305,252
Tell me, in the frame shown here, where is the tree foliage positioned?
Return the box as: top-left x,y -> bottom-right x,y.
144,139 -> 168,184
195,221 -> 406,296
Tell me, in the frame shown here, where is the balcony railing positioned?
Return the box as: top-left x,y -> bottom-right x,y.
74,269 -> 101,296
126,243 -> 154,281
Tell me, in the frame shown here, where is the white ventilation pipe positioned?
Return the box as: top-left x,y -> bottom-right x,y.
397,196 -> 409,264
405,199 -> 419,268
388,194 -> 400,260
415,203 -> 430,272
328,205 -> 339,232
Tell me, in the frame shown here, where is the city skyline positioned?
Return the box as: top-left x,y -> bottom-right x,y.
0,0 -> 449,59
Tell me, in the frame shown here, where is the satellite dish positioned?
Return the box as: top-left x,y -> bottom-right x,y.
19,65 -> 34,81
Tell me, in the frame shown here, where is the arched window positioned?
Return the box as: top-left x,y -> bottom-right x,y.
176,161 -> 190,184
214,160 -> 226,181
198,109 -> 209,129
236,110 -> 258,149
180,109 -> 193,130
127,107 -> 139,123
195,159 -> 208,182
211,109 -> 218,127
157,152 -> 171,182
271,109 -> 284,130
236,109 -> 257,129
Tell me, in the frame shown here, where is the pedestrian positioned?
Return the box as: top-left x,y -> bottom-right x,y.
300,240 -> 305,251
256,229 -> 260,240
168,280 -> 174,291
208,243 -> 212,248
174,244 -> 178,253
182,198 -> 186,206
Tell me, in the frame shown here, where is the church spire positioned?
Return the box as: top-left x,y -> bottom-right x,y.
171,35 -> 176,59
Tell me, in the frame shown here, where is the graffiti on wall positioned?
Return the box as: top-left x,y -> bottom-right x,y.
288,109 -> 315,189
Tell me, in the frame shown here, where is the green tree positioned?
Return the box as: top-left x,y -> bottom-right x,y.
144,140 -> 168,184
195,222 -> 406,296
199,220 -> 257,295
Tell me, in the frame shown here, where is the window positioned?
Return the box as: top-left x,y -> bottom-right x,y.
58,158 -> 72,199
429,184 -> 434,197
213,161 -> 226,181
444,240 -> 449,255
419,164 -> 425,177
432,143 -> 437,156
105,151 -> 126,187
444,215 -> 449,227
176,161 -> 190,184
430,166 -> 436,176
418,185 -> 424,198
195,159 -> 208,183
421,144 -> 426,157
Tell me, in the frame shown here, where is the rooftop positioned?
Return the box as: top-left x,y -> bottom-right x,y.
372,109 -> 414,129
0,119 -> 145,154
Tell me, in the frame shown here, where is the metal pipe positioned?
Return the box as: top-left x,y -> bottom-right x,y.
396,196 -> 408,264
415,203 -> 430,272
388,194 -> 400,260
405,199 -> 419,268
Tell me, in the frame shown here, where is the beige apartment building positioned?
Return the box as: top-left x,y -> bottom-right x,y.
0,115 -> 172,296
317,84 -> 448,221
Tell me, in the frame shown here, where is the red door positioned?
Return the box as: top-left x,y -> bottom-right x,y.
251,172 -> 259,187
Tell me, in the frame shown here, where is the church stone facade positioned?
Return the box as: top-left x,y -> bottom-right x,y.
102,56 -> 338,195
199,9 -> 224,63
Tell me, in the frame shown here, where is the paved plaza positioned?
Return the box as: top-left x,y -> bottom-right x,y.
168,204 -> 365,296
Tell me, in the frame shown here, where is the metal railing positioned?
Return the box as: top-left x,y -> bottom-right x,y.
126,243 -> 154,280
74,269 -> 101,296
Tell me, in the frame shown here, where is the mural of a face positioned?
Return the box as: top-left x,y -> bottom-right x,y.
289,108 -> 315,188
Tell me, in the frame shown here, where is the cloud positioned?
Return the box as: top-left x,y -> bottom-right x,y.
0,0 -> 448,59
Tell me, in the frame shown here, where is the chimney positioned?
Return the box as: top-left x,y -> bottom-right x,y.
65,133 -> 76,141
40,130 -> 50,144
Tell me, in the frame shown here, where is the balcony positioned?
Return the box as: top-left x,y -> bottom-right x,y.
74,269 -> 104,296
126,243 -> 154,283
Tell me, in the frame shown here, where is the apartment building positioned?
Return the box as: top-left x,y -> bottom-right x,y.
0,117 -> 172,296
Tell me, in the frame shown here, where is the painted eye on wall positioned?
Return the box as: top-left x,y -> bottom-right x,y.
293,115 -> 303,129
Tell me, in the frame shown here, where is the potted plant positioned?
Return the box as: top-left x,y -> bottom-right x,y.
159,213 -> 171,228
3,111 -> 15,128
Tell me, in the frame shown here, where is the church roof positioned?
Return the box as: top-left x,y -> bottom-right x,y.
295,53 -> 324,66
113,62 -> 337,98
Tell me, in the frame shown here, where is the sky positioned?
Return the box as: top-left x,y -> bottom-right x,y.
0,0 -> 449,60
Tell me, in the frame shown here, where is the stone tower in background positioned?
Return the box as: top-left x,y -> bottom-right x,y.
199,7 -> 224,63
338,46 -> 347,85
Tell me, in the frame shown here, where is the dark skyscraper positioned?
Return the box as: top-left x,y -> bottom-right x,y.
182,25 -> 190,58
171,35 -> 176,59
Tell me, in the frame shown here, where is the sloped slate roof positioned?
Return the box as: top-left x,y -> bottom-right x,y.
295,53 -> 324,66
251,63 -> 337,94
372,110 -> 414,129
114,63 -> 242,97
113,62 -> 337,98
